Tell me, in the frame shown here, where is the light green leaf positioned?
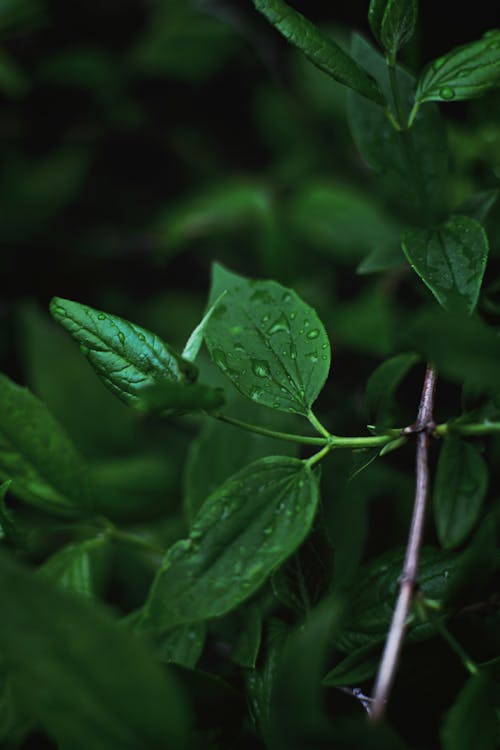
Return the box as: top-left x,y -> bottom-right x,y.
402,215 -> 489,313
50,297 -> 198,408
136,381 -> 224,415
369,0 -> 418,57
253,0 -> 385,105
0,372 -> 90,515
182,291 -> 227,363
416,30 -> 500,107
433,438 -> 488,549
37,536 -> 108,597
441,674 -> 498,750
142,456 -> 319,633
0,551 -> 190,750
205,264 -> 331,416
364,352 -> 420,429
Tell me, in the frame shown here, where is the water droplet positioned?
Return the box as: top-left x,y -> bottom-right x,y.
321,354 -> 328,360
290,310 -> 297,320
267,313 -> 290,335
289,343 -> 297,360
230,325 -> 243,335
213,348 -> 229,370
305,351 -> 319,363
251,359 -> 271,378
457,68 -> 472,78
138,333 -> 146,342
304,319 -> 310,327
282,291 -> 292,303
439,86 -> 455,100
299,328 -> 304,335
306,328 -> 320,339
432,57 -> 446,72
282,350 -> 288,357
261,313 -> 270,323
263,527 -> 273,536
321,343 -> 328,349
233,342 -> 245,353
97,313 -> 106,320
250,289 -> 273,305
250,386 -> 265,401
118,331 -> 125,344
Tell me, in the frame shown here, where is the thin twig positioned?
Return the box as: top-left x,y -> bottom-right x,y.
370,364 -> 437,722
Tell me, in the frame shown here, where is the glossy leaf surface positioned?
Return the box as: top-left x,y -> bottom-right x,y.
0,372 -> 90,515
369,0 -> 418,56
253,0 -> 385,105
402,215 -> 488,313
142,457 -> 319,632
205,264 -> 331,416
50,297 -> 198,408
0,552 -> 190,750
433,438 -> 488,549
416,30 -> 500,105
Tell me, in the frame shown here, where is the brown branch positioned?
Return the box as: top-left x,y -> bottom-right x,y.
370,364 -> 438,723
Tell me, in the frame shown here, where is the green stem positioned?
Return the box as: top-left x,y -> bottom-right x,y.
305,443 -> 332,468
417,600 -> 478,676
434,421 -> 500,438
308,409 -> 332,438
107,527 -> 164,556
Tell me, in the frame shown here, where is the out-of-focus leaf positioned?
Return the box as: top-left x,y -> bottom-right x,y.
253,0 -> 385,105
37,536 -> 108,598
364,352 -> 420,429
441,674 -> 498,750
0,372 -> 90,516
50,298 -> 198,408
141,457 -> 319,633
402,215 -> 489,314
137,380 -> 225,414
0,552 -> 190,750
205,264 -> 331,416
457,189 -> 498,222
434,438 -> 488,549
323,641 -> 381,687
155,623 -> 206,669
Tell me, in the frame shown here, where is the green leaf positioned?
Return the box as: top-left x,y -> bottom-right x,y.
457,189 -> 498,223
253,0 -> 385,106
0,551 -> 190,750
37,536 -> 108,597
136,380 -> 225,415
155,623 -> 206,669
416,30 -> 500,106
0,372 -> 90,515
364,352 -> 420,429
348,34 -> 448,222
142,456 -> 319,633
402,215 -> 489,313
50,297 -> 198,408
369,0 -> 418,57
323,642 -> 381,686
205,264 -> 331,416
182,291 -> 227,363
441,674 -> 498,750
231,604 -> 262,669
0,481 -> 16,544
433,438 -> 488,549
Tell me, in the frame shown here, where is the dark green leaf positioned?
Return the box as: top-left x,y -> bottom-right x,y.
231,603 -> 263,669
253,0 -> 385,105
323,642 -> 381,686
416,30 -> 500,106
457,189 -> 498,223
369,0 -> 418,56
441,674 -> 498,750
137,380 -> 225,414
364,352 -> 420,429
141,456 -> 319,633
0,551 -> 190,750
155,623 -> 206,669
433,438 -> 488,549
37,536 -> 108,597
348,34 -> 448,222
402,215 -> 489,313
0,481 -> 17,544
50,297 -> 198,408
205,264 -> 331,416
0,371 -> 90,515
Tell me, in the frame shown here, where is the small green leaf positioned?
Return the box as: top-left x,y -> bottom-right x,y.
37,536 -> 108,597
0,372 -> 90,515
182,291 -> 227,363
369,0 -> 418,57
433,438 -> 488,549
253,0 -> 385,105
323,641 -> 381,686
142,456 -> 319,633
136,381 -> 225,414
416,30 -> 500,106
231,603 -> 263,669
441,674 -> 498,750
365,352 -> 420,429
155,623 -> 206,669
50,297 -> 198,408
0,551 -> 190,750
205,264 -> 331,416
402,215 -> 489,314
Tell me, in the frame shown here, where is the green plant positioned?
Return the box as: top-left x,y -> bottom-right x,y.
1,0 -> 500,748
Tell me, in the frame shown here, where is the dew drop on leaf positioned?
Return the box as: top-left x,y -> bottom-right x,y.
251,359 -> 271,379
306,328 -> 320,339
97,313 -> 106,320
267,313 -> 290,335
439,86 -> 455,100
118,332 -> 125,344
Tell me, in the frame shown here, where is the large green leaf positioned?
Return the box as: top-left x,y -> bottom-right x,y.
253,0 -> 385,105
416,30 -> 500,107
433,438 -> 488,549
0,372 -> 90,515
402,215 -> 489,313
348,34 -> 448,222
0,551 -> 190,750
369,0 -> 418,57
441,674 -> 498,750
204,264 -> 331,416
141,456 -> 319,633
50,297 -> 198,409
